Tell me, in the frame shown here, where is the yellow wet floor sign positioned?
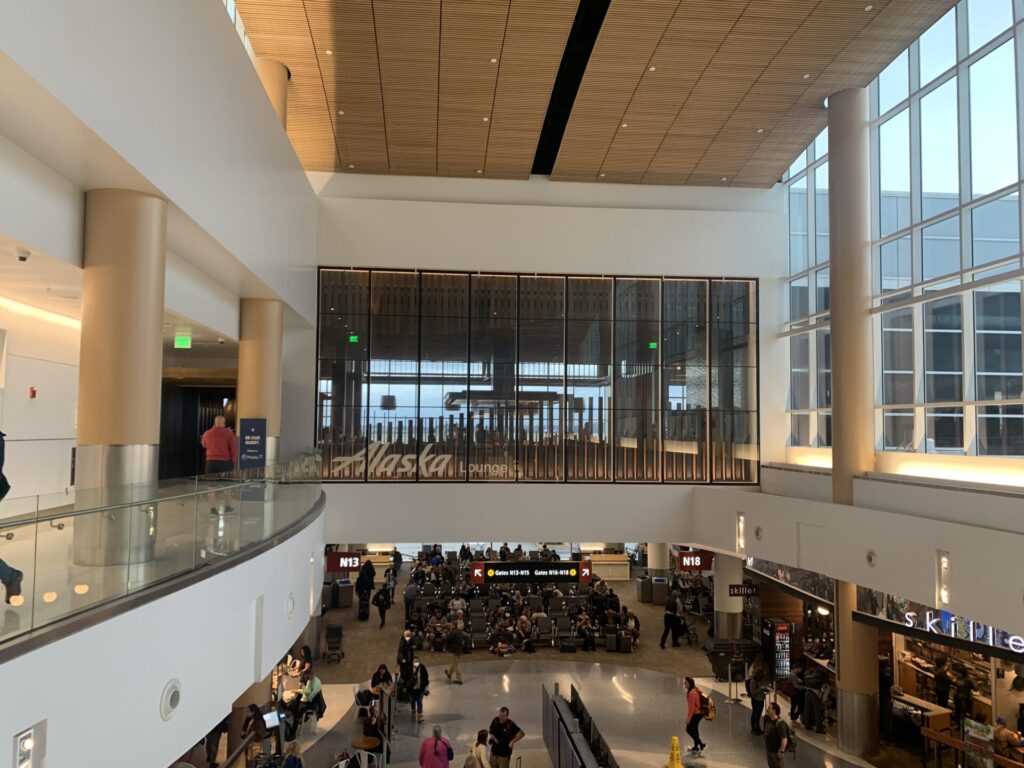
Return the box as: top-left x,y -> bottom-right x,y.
667,735 -> 683,768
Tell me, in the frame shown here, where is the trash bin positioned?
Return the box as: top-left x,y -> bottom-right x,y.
635,576 -> 653,603
651,576 -> 669,605
336,578 -> 354,608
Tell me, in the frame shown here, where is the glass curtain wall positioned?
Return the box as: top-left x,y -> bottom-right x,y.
317,270 -> 758,483
784,0 -> 1024,459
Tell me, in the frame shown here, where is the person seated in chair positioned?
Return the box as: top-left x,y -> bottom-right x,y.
288,670 -> 323,726
576,613 -> 597,651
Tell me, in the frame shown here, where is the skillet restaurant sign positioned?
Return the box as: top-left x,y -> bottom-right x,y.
331,441 -> 519,479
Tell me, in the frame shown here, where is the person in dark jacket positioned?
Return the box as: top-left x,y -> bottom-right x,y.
407,656 -> 429,722
660,590 -> 682,649
0,431 -> 22,604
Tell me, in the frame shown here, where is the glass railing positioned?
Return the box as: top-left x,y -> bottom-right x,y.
0,454 -> 323,645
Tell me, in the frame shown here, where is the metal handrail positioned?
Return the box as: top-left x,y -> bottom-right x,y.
921,726 -> 1019,768
221,733 -> 257,768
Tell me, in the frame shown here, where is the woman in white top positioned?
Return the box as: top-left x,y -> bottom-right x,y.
471,729 -> 491,768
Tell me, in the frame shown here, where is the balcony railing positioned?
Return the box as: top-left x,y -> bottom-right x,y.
0,453 -> 323,646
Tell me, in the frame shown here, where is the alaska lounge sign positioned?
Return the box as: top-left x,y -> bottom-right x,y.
330,441 -> 518,479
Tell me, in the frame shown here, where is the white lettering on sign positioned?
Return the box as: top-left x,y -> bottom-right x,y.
331,441 -> 523,479
903,611 -> 1024,653
339,556 -> 360,569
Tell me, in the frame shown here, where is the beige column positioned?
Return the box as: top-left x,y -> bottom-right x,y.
255,59 -> 289,129
646,543 -> 670,576
237,298 -> 284,464
712,552 -> 744,641
828,88 -> 879,758
75,189 -> 167,564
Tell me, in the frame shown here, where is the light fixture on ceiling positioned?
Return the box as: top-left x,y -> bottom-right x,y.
757,128 -> 764,134
338,110 -> 345,116
599,173 -> 606,178
864,4 -> 873,10
816,606 -> 831,616
648,66 -> 656,72
621,122 -> 628,128
73,583 -> 90,596
325,49 -> 333,55
802,73 -> 811,79
490,58 -> 498,63
721,177 -> 728,182
43,591 -> 57,603
483,116 -> 490,122
476,169 -> 483,174
348,164 -> 355,169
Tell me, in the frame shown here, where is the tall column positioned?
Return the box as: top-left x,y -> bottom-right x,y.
237,299 -> 284,464
255,59 -> 289,129
828,87 -> 880,758
646,543 -> 670,576
75,189 -> 167,564
713,552 -> 744,641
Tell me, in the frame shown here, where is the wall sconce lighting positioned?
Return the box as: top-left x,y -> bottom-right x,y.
817,606 -> 831,616
736,513 -> 746,553
937,550 -> 951,605
14,720 -> 46,768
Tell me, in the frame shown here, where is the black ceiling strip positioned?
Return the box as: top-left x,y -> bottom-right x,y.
531,0 -> 611,176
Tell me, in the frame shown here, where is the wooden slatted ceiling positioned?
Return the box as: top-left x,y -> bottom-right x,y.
555,0 -> 956,187
238,0 -> 955,186
236,0 -> 574,178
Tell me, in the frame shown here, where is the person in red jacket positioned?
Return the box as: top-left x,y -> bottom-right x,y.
201,415 -> 237,474
684,677 -> 707,754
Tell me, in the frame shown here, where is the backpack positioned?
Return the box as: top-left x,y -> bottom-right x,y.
435,737 -> 454,761
785,721 -> 797,754
699,690 -> 716,720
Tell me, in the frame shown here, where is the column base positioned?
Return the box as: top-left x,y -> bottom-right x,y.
837,688 -> 879,758
266,435 -> 279,466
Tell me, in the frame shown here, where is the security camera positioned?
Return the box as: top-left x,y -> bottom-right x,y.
15,248 -> 30,263
217,337 -> 226,345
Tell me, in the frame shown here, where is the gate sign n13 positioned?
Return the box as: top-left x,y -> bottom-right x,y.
326,552 -> 363,572
469,561 -> 592,585
238,418 -> 267,470
677,550 -> 712,572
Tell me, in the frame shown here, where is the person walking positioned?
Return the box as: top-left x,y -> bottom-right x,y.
660,590 -> 682,649
763,702 -> 791,768
488,707 -> 525,768
747,668 -> 768,735
397,629 -> 416,682
404,580 -> 420,621
201,415 -> 237,474
0,429 -> 10,500
418,725 -> 454,768
408,656 -> 429,723
470,729 -> 492,768
684,677 -> 706,754
373,584 -> 392,629
444,622 -> 466,684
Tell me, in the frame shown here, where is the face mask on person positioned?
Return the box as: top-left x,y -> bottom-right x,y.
413,662 -> 420,669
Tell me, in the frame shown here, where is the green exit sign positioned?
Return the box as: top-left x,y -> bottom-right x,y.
174,334 -> 192,349
348,334 -> 360,343
648,341 -> 658,350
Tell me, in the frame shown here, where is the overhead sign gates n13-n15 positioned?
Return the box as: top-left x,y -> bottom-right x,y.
470,561 -> 592,585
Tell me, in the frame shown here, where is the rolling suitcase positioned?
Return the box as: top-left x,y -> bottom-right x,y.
560,641 -> 576,653
605,633 -> 618,652
358,596 -> 370,621
618,633 -> 633,653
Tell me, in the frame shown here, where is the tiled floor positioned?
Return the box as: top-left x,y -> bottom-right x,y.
300,576 -> 923,768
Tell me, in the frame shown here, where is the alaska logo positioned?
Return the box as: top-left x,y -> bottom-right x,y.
331,441 -> 453,478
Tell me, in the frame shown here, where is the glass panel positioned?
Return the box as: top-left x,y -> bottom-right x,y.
614,279 -> 661,481
977,405 -> 1024,455
790,414 -> 810,447
970,41 -> 1018,198
790,276 -> 809,320
789,178 -> 808,274
878,50 -> 909,114
926,406 -> 964,453
815,163 -> 829,264
817,412 -> 832,448
711,410 -> 758,483
880,236 -> 912,293
972,192 -> 1021,265
882,308 -> 915,404
788,152 -> 807,178
816,268 -> 830,313
0,514 -> 36,642
924,296 -> 963,402
920,78 -> 960,219
883,411 -> 915,450
816,329 -> 832,408
922,215 -> 961,280
879,109 -> 911,236
975,282 -> 1023,399
919,8 -> 957,86
967,0 -> 1013,53
567,277 -> 612,481
420,273 -> 469,481
663,280 -> 707,482
518,276 -> 565,481
814,128 -> 829,160
790,334 -> 810,410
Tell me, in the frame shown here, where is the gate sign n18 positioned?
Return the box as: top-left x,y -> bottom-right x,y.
326,552 -> 363,572
469,561 -> 592,585
677,550 -> 713,572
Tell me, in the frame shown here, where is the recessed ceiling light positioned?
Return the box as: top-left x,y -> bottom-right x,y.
490,58 -> 498,64
864,4 -> 873,10
325,50 -> 333,55
757,128 -> 764,134
476,169 -> 483,174
721,177 -> 728,182
648,66 -> 656,72
802,73 -> 811,79
621,123 -> 628,128
338,110 -> 345,116
599,173 -> 606,178
348,164 -> 355,169
483,116 -> 489,122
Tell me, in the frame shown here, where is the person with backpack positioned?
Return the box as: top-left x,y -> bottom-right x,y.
418,725 -> 454,768
763,702 -> 792,768
684,677 -> 707,754
488,707 -> 525,768
373,584 -> 392,629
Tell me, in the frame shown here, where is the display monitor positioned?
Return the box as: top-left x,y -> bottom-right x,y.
263,710 -> 280,729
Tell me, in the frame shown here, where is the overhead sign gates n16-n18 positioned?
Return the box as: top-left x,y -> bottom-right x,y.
469,561 -> 593,585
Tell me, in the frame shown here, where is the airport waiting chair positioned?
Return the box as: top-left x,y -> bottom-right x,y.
554,615 -> 574,646
534,616 -> 554,645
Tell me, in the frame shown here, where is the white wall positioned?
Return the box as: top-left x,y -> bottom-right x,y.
280,324 -> 316,460
0,509 -> 325,768
0,0 -> 318,323
165,252 -> 240,342
324,484 -> 691,544
0,306 -> 78,500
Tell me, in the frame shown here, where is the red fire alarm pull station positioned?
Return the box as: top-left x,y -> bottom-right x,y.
29,387 -> 37,399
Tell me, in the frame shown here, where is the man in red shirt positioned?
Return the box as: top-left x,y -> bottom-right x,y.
201,415 -> 237,474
